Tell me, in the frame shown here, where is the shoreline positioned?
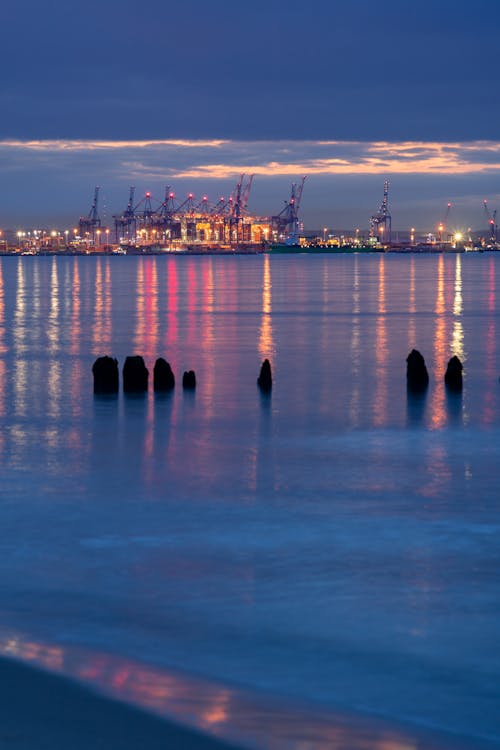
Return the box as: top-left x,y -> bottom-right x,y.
0,635 -> 497,750
0,654 -> 243,750
1,246 -> 500,257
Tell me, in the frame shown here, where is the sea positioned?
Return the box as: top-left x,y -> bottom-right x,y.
0,252 -> 498,749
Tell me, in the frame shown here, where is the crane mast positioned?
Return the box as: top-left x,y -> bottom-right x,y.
369,181 -> 392,244
272,176 -> 307,242
483,200 -> 498,244
79,186 -> 101,242
437,202 -> 452,243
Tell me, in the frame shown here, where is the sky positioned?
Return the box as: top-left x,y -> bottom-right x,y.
1,0 -> 500,232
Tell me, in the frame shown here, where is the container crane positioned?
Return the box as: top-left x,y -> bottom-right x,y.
369,181 -> 391,244
153,187 -> 181,241
483,200 -> 498,244
227,174 -> 254,242
272,176 -> 307,241
113,187 -> 136,243
79,186 -> 101,242
437,202 -> 452,243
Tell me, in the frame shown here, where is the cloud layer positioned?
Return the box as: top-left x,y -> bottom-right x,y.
1,139 -> 499,230
3,139 -> 500,180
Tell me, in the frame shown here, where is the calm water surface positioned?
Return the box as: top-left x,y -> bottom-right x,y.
0,254 -> 498,748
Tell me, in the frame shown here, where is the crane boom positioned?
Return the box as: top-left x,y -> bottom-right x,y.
484,200 -> 498,243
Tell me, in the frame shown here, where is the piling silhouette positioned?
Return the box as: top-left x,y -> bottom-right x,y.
257,359 -> 272,392
92,356 -> 119,394
406,349 -> 429,392
444,355 -> 463,392
123,356 -> 149,393
182,370 -> 196,389
153,358 -> 175,392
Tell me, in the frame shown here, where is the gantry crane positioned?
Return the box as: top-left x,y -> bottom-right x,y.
369,180 -> 391,243
437,202 -> 452,243
113,187 -> 136,242
272,176 -> 307,241
79,186 -> 101,242
229,174 -> 254,242
483,200 -> 498,244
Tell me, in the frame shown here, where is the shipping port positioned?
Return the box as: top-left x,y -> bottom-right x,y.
79,176 -> 305,254
2,179 -> 498,255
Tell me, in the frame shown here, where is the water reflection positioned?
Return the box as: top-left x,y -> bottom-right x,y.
13,262 -> 28,417
92,257 -> 113,355
165,259 -> 179,348
201,259 -> 216,419
373,255 -> 388,426
258,254 -> 274,361
430,256 -> 446,429
186,261 -> 198,347
482,257 -> 496,424
13,260 -> 26,352
419,443 -> 452,499
47,360 -> 62,420
47,256 -> 60,355
451,254 -> 464,362
406,391 -> 427,426
32,260 -> 40,318
143,258 -> 159,360
408,256 -> 416,349
0,262 -> 5,356
0,630 -> 432,750
0,264 -> 5,427
70,259 -> 81,356
349,254 -> 361,426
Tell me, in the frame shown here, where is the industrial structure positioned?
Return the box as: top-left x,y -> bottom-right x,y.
483,200 -> 498,244
78,187 -> 101,242
437,202 -> 452,243
111,174 -> 274,249
69,176 -> 312,251
6,177 -> 497,254
369,181 -> 392,243
271,176 -> 307,242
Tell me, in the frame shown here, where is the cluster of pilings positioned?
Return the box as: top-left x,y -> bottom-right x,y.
93,357 -> 274,394
407,350 -> 463,392
92,356 -> 195,394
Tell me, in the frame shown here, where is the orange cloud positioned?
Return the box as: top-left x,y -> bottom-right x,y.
2,138 -> 500,178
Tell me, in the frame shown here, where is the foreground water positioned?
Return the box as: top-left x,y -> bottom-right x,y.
0,253 -> 498,747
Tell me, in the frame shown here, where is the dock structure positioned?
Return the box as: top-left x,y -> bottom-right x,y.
111,175 -> 274,250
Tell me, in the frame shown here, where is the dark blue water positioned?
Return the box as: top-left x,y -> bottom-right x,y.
0,253 -> 498,747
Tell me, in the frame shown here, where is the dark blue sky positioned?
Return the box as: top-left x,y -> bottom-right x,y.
1,0 -> 500,228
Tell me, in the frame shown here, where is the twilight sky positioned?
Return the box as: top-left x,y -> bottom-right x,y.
1,0 -> 500,231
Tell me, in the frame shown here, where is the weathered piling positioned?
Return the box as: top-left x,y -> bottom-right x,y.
257,359 -> 272,392
123,356 -> 149,393
153,358 -> 175,392
444,355 -> 463,391
182,370 -> 196,389
92,356 -> 119,394
406,349 -> 429,392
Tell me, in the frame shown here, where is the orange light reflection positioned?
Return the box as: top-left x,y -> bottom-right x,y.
373,255 -> 388,426
429,256 -> 446,430
349,255 -> 361,427
0,630 -> 428,750
258,254 -> 274,361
